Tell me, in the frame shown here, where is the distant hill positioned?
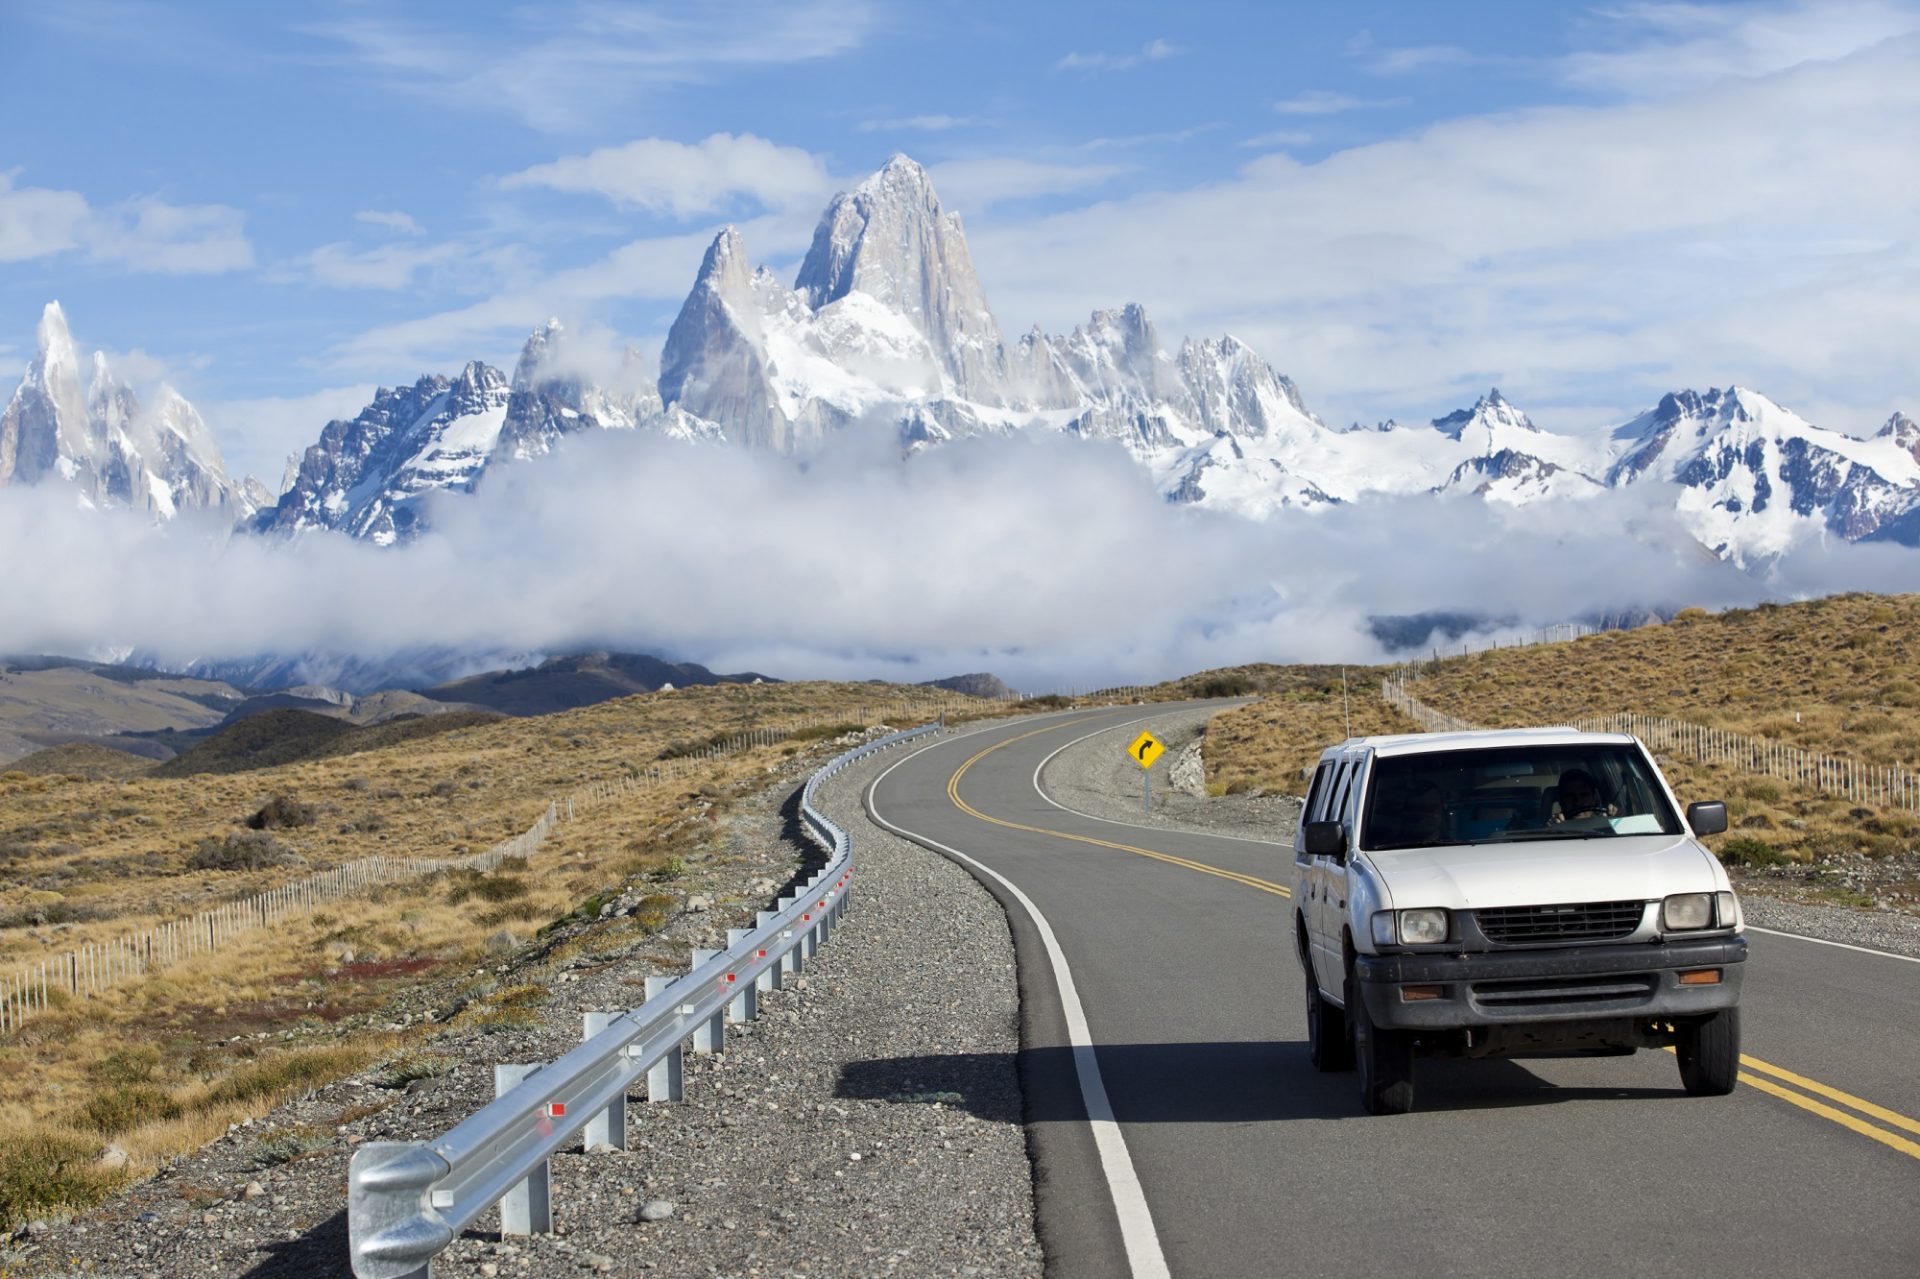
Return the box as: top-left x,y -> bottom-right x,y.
921,673 -> 1015,700
0,657 -> 245,764
422,652 -> 775,717
151,707 -> 505,777
213,686 -> 485,729
5,741 -> 155,780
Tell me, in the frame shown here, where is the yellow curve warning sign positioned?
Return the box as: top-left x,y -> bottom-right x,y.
1127,731 -> 1165,770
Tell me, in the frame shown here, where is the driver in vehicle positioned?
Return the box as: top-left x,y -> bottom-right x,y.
1550,768 -> 1617,823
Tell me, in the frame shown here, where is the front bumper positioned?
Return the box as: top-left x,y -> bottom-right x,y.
1354,935 -> 1746,1031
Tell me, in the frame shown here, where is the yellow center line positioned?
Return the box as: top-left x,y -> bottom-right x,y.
945,720 -> 1290,899
1737,1054 -> 1920,1139
944,717 -> 1920,1162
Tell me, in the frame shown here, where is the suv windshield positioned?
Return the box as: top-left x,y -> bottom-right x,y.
1360,743 -> 1683,851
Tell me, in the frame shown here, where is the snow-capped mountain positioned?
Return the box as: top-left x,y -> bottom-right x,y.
12,157 -> 1917,566
1606,388 -> 1920,562
0,302 -> 254,519
254,360 -> 513,545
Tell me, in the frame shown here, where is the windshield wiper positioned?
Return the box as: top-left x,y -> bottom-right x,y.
1477,829 -> 1617,841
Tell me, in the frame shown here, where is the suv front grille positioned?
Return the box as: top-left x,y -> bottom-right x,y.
1475,900 -> 1646,945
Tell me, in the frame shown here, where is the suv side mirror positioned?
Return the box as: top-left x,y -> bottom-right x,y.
1303,820 -> 1347,859
1687,801 -> 1728,836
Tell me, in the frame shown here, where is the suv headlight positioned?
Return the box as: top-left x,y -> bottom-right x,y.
1662,893 -> 1713,930
1372,908 -> 1449,946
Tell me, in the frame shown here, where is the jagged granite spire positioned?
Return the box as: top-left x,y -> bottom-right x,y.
793,155 -> 1007,401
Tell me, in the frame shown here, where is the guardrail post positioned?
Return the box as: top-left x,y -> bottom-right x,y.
755,912 -> 781,991
725,929 -> 758,1023
581,1013 -> 629,1150
691,949 -> 726,1051
778,896 -> 804,975
642,978 -> 683,1101
493,1065 -> 552,1235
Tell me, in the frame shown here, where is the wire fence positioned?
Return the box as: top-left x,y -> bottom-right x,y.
0,691 -> 975,1036
1381,673 -> 1920,817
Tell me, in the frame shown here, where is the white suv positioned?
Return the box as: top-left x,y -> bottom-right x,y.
1292,727 -> 1744,1115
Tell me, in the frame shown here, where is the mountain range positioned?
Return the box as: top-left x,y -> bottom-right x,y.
4,155 -> 1917,565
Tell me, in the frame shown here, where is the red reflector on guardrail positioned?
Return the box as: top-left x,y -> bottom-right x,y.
547,1102 -> 566,1118
724,973 -> 736,983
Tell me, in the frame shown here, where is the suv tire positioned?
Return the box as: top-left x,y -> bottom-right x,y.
1350,973 -> 1415,1114
1676,1007 -> 1740,1096
1306,973 -> 1353,1072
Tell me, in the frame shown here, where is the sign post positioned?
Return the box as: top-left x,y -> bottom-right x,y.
1127,731 -> 1165,814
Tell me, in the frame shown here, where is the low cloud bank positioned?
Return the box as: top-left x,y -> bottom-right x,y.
3,430 -> 1912,691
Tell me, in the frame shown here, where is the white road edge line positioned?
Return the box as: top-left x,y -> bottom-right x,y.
868,732 -> 1174,1279
1744,925 -> 1920,964
1030,712 -> 1292,849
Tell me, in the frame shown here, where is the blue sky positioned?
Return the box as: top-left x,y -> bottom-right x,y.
3,0 -> 1918,485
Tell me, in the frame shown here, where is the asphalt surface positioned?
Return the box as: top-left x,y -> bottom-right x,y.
868,704 -> 1920,1279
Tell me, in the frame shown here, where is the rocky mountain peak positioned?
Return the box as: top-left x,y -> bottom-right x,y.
33,301 -> 78,381
1877,411 -> 1919,463
792,155 -> 1005,400
1433,388 -> 1537,440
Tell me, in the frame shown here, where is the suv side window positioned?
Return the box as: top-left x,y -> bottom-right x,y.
1303,762 -> 1332,823
1328,759 -> 1358,830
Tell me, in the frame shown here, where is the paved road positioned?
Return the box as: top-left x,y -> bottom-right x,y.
868,705 -> 1920,1279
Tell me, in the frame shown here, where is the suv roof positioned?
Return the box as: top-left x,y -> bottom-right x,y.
1322,727 -> 1637,759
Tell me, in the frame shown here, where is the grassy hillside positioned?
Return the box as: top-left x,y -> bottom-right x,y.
1202,593 -> 1920,867
0,679 -> 992,1224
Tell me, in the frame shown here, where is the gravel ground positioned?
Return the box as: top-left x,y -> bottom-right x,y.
11,730 -> 1042,1278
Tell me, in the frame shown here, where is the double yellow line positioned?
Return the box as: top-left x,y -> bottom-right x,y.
945,721 -> 1290,899
946,716 -> 1920,1163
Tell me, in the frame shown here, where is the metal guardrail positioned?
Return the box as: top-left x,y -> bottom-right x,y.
347,722 -> 941,1278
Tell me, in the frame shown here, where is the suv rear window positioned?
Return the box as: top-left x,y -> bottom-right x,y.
1360,744 -> 1683,851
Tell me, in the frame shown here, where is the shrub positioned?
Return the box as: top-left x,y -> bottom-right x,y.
0,1130 -> 128,1229
203,1044 -> 372,1108
1197,675 -> 1256,699
247,794 -> 314,830
1717,836 -> 1789,868
253,1125 -> 332,1167
77,1084 -> 182,1135
187,831 -> 302,871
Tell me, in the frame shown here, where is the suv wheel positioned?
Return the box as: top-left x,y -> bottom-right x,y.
1676,1008 -> 1740,1096
1306,972 -> 1352,1072
1350,975 -> 1415,1114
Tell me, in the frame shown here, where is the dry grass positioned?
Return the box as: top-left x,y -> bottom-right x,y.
1202,592 -> 1920,866
0,679 -> 1002,1227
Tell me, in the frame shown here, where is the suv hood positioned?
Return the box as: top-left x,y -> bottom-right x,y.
1364,833 -> 1723,911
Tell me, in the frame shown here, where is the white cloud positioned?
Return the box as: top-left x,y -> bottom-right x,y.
304,1 -> 877,131
356,210 -> 424,235
965,33 -> 1920,435
1055,38 -> 1180,73
1343,29 -> 1510,76
1273,90 -> 1406,116
924,159 -> 1127,212
0,172 -> 91,262
0,174 -> 251,273
275,239 -> 528,293
858,115 -> 977,133
1562,0 -> 1920,97
1238,130 -> 1313,150
0,429 -> 1906,688
501,133 -> 834,219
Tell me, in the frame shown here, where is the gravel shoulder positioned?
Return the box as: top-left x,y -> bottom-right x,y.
11,731 -> 1042,1278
